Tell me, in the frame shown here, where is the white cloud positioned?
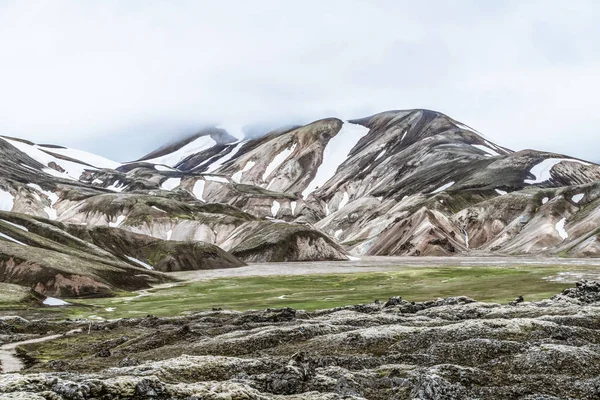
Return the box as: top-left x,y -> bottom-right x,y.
0,0 -> 599,162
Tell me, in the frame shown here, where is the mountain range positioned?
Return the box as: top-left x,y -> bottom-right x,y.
0,109 -> 599,298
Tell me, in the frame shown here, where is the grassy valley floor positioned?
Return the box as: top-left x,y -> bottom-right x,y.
65,264 -> 583,319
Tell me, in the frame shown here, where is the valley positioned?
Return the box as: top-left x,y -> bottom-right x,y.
0,109 -> 599,398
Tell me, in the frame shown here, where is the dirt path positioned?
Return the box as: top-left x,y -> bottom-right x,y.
0,329 -> 81,373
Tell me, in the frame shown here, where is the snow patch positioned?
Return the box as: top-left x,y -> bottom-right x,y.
542,197 -> 549,204
0,220 -> 28,231
0,232 -> 27,246
109,215 -> 126,228
144,135 -> 217,167
151,206 -> 166,213
232,161 -> 255,183
431,181 -> 455,194
126,256 -> 153,270
290,201 -> 297,216
263,144 -> 297,181
204,176 -> 229,183
161,178 -> 181,191
495,189 -> 507,196
374,148 -> 386,161
154,165 -> 174,171
338,192 -> 350,210
555,218 -> 569,240
461,228 -> 470,249
400,130 -> 408,142
347,255 -> 360,261
572,194 -> 584,203
27,184 -> 59,219
106,182 -> 127,192
0,190 -> 14,212
302,122 -> 370,198
193,180 -> 206,201
2,137 -> 92,181
271,200 -> 281,217
43,297 -> 70,306
334,229 -> 343,239
205,141 -> 247,173
166,229 -> 173,240
45,147 -> 120,170
525,158 -> 590,184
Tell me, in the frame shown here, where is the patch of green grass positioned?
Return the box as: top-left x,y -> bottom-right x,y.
0,283 -> 37,308
69,265 -> 574,319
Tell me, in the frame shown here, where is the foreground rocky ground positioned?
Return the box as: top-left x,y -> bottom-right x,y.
2,281 -> 600,399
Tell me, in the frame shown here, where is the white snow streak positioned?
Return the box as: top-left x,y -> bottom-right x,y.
302,122 -> 370,198
555,218 -> 569,240
126,256 -> 153,270
205,141 -> 247,173
45,147 -> 120,170
205,141 -> 246,173
27,184 -> 59,219
495,189 -> 507,196
109,215 -> 126,228
204,176 -> 229,183
0,220 -> 28,231
43,297 -> 70,306
271,200 -> 281,217
0,232 -> 27,246
154,165 -> 174,171
290,201 -> 297,216
232,161 -> 255,183
144,135 -> 217,167
193,180 -> 206,201
572,194 -> 584,203
263,144 -> 297,182
106,182 -> 127,192
431,181 -> 455,194
374,148 -> 386,161
542,197 -> 549,204
0,190 -> 14,212
525,158 -> 590,184
338,192 -> 350,210
2,137 -> 91,181
161,178 -> 181,191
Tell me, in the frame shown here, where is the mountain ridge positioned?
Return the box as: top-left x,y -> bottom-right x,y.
0,108 -> 598,298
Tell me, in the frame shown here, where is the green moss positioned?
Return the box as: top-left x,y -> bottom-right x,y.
69,265 -> 575,319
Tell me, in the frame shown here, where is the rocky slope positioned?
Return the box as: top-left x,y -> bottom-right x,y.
106,109 -> 600,258
2,281 -> 600,398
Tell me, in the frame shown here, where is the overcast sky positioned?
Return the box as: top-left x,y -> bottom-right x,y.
0,0 -> 599,162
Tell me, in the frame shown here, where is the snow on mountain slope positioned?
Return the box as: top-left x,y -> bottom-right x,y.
302,122 -> 369,198
142,135 -> 217,167
43,147 -> 120,170
1,137 -> 95,181
1,109 -> 600,262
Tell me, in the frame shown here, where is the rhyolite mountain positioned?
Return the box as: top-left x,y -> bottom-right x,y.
0,109 -> 599,298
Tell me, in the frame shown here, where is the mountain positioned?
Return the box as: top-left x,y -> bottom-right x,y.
0,109 -> 599,298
